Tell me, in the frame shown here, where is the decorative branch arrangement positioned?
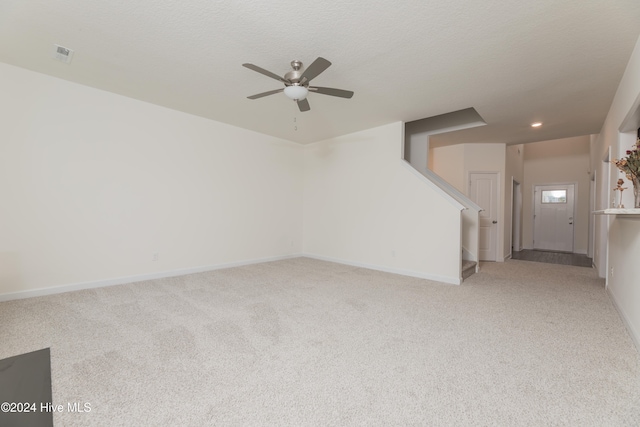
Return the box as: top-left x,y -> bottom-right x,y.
611,137 -> 640,208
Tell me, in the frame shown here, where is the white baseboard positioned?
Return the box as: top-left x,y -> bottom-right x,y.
606,287 -> 640,354
302,253 -> 461,285
0,254 -> 302,303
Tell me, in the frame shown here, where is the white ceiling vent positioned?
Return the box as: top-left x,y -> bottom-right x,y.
52,44 -> 74,64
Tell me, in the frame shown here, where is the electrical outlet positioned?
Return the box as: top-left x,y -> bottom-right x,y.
610,266 -> 614,277
152,253 -> 159,262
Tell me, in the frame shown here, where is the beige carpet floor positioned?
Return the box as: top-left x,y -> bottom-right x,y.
1,258 -> 638,426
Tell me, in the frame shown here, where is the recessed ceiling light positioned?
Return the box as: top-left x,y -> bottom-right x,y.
531,122 -> 542,128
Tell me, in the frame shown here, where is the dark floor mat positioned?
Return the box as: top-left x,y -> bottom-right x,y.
511,250 -> 593,267
0,348 -> 53,427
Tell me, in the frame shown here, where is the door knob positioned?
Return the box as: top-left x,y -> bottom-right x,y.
492,220 -> 498,224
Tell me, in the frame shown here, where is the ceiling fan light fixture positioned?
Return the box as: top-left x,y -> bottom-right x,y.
284,85 -> 308,101
243,58 -> 353,112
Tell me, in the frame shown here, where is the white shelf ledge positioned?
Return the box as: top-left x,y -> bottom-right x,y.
594,208 -> 640,215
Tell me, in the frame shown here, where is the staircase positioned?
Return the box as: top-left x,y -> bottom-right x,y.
462,260 -> 477,281
403,109 -> 487,285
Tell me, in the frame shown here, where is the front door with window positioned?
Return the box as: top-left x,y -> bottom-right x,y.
533,184 -> 575,252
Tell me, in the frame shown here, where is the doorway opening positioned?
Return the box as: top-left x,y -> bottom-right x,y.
511,179 -> 522,254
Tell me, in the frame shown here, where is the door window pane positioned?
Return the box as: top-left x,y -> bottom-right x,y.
541,190 -> 567,203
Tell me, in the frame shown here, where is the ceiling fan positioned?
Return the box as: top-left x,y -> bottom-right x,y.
242,57 -> 354,112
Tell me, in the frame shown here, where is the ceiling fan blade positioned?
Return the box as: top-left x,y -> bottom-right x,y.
297,98 -> 310,112
242,63 -> 288,83
299,57 -> 331,83
309,86 -> 354,99
247,88 -> 284,99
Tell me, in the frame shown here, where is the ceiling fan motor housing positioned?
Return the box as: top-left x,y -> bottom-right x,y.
285,61 -> 305,86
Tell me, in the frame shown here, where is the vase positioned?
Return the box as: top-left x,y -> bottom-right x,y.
634,176 -> 640,209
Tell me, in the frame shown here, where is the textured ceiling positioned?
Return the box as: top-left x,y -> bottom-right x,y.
1,0 -> 639,145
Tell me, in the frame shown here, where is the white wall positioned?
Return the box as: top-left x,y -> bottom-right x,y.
592,34 -> 640,350
463,143 -> 506,175
303,123 -> 463,284
0,62 -> 304,297
406,133 -> 429,175
429,144 -> 465,192
608,217 -> 640,348
521,136 -> 591,253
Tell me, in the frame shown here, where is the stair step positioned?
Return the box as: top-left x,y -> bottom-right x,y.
462,260 -> 477,281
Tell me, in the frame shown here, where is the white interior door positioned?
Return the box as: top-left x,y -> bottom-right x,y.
533,184 -> 575,252
470,172 -> 498,261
